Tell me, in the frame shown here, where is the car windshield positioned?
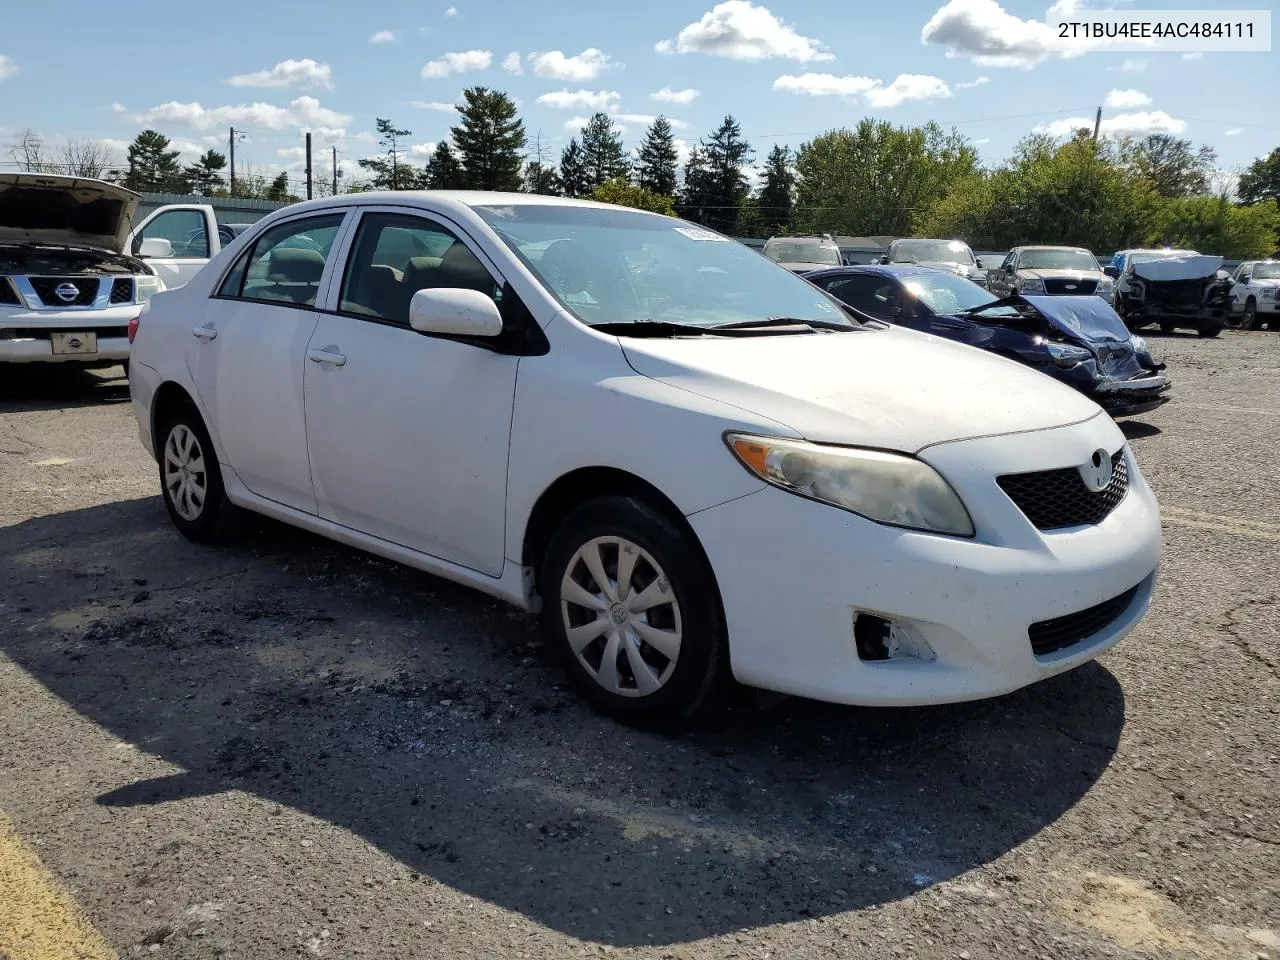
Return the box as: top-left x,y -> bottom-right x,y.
474,204 -> 855,329
1252,263 -> 1280,279
764,241 -> 840,265
891,240 -> 975,265
1018,249 -> 1100,271
902,272 -> 996,315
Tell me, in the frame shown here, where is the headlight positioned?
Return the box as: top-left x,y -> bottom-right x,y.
1045,342 -> 1092,367
135,275 -> 166,303
1262,286 -> 1277,300
725,433 -> 975,537
1129,335 -> 1149,354
1020,278 -> 1046,294
1097,278 -> 1114,296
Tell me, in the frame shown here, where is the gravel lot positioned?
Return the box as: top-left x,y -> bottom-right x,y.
1,331 -> 1277,960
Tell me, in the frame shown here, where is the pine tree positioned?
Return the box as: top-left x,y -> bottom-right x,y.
579,113 -> 628,190
757,144 -> 795,234
677,146 -> 714,225
265,171 -> 293,201
183,149 -> 227,196
358,118 -> 422,190
424,141 -> 466,189
124,130 -> 185,193
700,115 -> 754,234
635,117 -> 679,198
524,161 -> 560,195
559,138 -> 589,198
450,87 -> 527,191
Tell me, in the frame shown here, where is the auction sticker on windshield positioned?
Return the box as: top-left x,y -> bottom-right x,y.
674,227 -> 731,242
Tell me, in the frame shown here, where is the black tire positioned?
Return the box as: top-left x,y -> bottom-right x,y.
121,360 -> 130,380
1198,324 -> 1223,338
540,495 -> 726,729
1241,300 -> 1257,331
156,401 -> 242,543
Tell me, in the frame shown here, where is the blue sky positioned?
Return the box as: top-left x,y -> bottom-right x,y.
1,0 -> 1275,191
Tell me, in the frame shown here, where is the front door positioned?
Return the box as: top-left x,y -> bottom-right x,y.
187,212 -> 349,514
130,206 -> 215,288
303,209 -> 518,577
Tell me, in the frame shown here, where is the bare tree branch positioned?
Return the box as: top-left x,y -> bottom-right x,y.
60,138 -> 122,179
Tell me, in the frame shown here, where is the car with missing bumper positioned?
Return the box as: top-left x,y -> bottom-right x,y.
1107,248 -> 1231,337
987,245 -> 1114,304
128,192 -> 1162,726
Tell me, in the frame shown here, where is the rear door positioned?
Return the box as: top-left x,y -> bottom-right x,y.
128,205 -> 220,288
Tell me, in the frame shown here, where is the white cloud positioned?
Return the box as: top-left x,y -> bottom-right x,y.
278,146 -> 307,161
1182,52 -> 1202,61
370,30 -> 397,44
502,51 -> 523,74
1115,58 -> 1147,72
655,1 -> 832,62
974,137 -> 991,145
608,112 -> 693,130
1105,88 -> 1150,109
563,116 -> 591,132
228,58 -> 334,90
202,135 -> 222,146
773,72 -> 952,108
650,86 -> 700,105
110,102 -> 129,114
0,55 -> 18,81
537,89 -> 620,110
138,95 -> 351,131
528,48 -> 613,81
955,76 -> 989,89
1225,128 -> 1243,136
444,6 -> 458,16
409,142 -> 437,159
352,131 -> 378,144
411,100 -> 458,112
673,138 -> 694,167
1036,110 -> 1186,137
921,0 -> 1071,68
421,49 -> 491,79
306,126 -> 347,144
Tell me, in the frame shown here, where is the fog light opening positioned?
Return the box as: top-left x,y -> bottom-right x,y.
854,613 -> 934,663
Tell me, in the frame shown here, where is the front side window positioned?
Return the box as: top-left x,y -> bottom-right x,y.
218,214 -> 344,307
339,213 -> 499,325
473,204 -> 852,330
134,209 -> 209,258
823,275 -> 900,318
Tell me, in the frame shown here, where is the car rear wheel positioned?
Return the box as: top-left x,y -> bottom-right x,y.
1241,300 -> 1257,331
158,403 -> 241,542
1198,324 -> 1223,338
540,495 -> 725,729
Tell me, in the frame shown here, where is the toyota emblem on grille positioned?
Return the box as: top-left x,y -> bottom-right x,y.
1080,449 -> 1113,492
54,282 -> 80,302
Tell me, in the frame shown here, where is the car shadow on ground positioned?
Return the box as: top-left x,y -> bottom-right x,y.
0,365 -> 129,412
1120,420 -> 1162,440
0,498 -> 1126,947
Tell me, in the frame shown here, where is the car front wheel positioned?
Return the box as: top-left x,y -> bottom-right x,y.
158,403 -> 241,542
541,495 -> 725,728
1241,300 -> 1257,330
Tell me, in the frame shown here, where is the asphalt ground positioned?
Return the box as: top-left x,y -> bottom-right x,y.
0,330 -> 1277,960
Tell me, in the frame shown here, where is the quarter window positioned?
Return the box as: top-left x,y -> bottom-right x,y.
339,213 -> 500,326
217,215 -> 345,307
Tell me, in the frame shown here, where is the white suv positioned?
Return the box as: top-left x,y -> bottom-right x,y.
1228,260 -> 1280,330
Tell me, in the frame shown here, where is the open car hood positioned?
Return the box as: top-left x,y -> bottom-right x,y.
1131,254 -> 1222,282
0,173 -> 140,252
966,294 -> 1131,344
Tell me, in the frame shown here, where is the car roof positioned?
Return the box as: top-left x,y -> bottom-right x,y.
273,190 -> 630,215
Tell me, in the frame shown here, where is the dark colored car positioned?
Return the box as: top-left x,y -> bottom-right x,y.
805,264 -> 1171,417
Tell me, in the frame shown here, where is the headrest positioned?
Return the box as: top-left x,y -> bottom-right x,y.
267,247 -> 326,283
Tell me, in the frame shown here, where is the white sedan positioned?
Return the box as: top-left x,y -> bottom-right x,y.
128,192 -> 1162,727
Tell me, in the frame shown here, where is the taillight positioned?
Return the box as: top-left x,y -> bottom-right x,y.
127,315 -> 141,343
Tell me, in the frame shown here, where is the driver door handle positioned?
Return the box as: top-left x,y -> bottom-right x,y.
307,345 -> 347,367
192,324 -> 217,341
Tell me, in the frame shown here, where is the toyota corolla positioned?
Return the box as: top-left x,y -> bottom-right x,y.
128,193 -> 1162,727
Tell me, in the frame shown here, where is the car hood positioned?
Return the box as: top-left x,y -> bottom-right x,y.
905,259 -> 985,279
0,173 -> 141,252
1131,254 -> 1222,282
1017,295 -> 1131,342
1018,268 -> 1104,281
620,325 -> 1102,452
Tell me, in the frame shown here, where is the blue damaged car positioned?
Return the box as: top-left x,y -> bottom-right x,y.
805,264 -> 1171,417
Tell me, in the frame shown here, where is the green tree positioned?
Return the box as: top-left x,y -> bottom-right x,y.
559,138 -> 589,198
524,160 -> 560,195
695,115 -> 753,235
1238,147 -> 1280,205
1127,134 -> 1217,198
578,113 -> 628,190
124,130 -> 185,193
591,177 -> 676,215
677,146 -> 715,225
794,120 -> 978,236
424,141 -> 466,189
756,144 -> 795,235
635,116 -> 679,197
358,118 -> 425,190
183,149 -> 227,196
265,171 -> 296,202
451,86 -> 527,191
1158,194 -> 1279,258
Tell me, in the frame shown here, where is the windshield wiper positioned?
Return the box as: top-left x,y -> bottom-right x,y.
709,316 -> 856,332
590,320 -> 721,337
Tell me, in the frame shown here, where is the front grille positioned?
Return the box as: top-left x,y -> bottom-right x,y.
1029,584 -> 1140,657
29,277 -> 100,306
1044,277 -> 1099,295
0,278 -> 20,305
109,278 -> 134,304
998,450 -> 1128,530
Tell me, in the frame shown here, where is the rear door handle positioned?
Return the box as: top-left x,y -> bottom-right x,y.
192,324 -> 217,341
307,345 -> 347,367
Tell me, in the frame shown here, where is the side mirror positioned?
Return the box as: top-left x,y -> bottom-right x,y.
841,257 -> 850,266
409,287 -> 504,338
137,237 -> 174,259
1239,274 -> 1251,284
1102,265 -> 1119,279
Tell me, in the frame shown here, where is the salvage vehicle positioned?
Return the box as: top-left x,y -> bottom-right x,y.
806,264 -> 1169,417
1106,248 -> 1230,337
878,237 -> 988,287
1,173 -> 226,370
129,192 -> 1161,727
762,235 -> 844,273
987,246 -> 1113,304
1226,260 -> 1280,330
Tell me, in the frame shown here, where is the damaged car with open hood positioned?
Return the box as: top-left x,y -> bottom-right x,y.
805,263 -> 1170,417
1106,248 -> 1231,337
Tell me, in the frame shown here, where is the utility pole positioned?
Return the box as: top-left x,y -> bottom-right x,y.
305,132 -> 313,200
229,126 -> 237,196
1092,106 -> 1102,143
332,146 -> 338,195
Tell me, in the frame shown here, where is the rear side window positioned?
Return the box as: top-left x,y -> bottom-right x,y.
216,215 -> 345,308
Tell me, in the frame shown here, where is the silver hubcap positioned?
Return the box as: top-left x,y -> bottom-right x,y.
560,536 -> 682,698
163,424 -> 208,523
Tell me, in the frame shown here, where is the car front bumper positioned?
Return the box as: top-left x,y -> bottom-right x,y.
1088,374 -> 1172,417
0,304 -> 139,364
688,414 -> 1161,707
